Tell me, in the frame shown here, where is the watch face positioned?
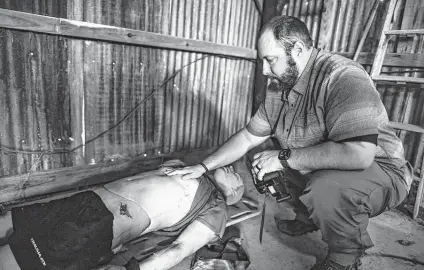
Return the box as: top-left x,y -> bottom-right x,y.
279,149 -> 291,160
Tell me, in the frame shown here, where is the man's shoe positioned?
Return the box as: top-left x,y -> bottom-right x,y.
276,219 -> 319,236
311,257 -> 361,270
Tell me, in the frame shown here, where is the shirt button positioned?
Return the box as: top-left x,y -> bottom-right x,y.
290,104 -> 294,107
286,129 -> 289,132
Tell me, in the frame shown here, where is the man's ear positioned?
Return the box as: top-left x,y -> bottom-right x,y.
292,41 -> 305,57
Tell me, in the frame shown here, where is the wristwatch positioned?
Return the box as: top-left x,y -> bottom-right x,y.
278,149 -> 291,168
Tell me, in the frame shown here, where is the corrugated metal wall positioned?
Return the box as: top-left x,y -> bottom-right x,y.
280,0 -> 424,173
1,0 -> 422,179
0,0 -> 260,177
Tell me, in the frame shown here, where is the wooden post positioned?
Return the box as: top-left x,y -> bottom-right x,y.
353,0 -> 381,61
252,0 -> 280,113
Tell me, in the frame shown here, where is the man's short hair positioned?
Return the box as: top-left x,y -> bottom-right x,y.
260,16 -> 313,52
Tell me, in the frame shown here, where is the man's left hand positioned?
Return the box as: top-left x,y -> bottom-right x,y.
251,150 -> 284,181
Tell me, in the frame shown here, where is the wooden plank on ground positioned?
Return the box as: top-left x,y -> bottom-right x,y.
0,148 -> 219,204
0,156 -> 163,204
0,8 -> 256,60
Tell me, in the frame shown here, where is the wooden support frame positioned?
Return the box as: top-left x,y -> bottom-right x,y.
0,8 -> 257,60
370,0 -> 399,78
389,121 -> 424,220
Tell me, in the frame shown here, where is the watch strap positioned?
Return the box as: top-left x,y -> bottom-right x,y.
280,159 -> 290,168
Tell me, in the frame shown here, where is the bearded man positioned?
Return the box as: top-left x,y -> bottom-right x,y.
166,16 -> 412,270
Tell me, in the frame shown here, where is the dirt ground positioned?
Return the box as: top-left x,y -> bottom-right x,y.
171,151 -> 424,270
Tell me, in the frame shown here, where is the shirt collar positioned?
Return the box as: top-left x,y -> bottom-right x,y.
291,48 -> 319,96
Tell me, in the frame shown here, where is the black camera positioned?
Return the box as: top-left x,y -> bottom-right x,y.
246,159 -> 292,203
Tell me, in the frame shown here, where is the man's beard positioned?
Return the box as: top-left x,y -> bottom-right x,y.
268,54 -> 299,93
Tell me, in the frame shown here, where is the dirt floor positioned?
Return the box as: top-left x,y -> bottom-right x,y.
171,151 -> 424,270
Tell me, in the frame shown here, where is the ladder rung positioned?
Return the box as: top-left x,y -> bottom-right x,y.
385,29 -> 424,35
388,122 -> 424,134
372,75 -> 424,84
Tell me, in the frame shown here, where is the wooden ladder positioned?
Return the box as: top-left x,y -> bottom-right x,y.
370,0 -> 424,219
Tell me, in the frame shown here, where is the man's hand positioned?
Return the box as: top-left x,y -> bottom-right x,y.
251,150 -> 284,181
163,164 -> 206,180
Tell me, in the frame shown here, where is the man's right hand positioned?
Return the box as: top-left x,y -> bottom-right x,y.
163,164 -> 207,180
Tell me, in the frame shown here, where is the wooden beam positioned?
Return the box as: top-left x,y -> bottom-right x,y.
253,0 -> 263,14
253,0 -> 279,113
0,8 -> 257,60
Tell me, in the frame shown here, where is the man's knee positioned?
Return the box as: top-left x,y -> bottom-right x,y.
300,170 -> 361,220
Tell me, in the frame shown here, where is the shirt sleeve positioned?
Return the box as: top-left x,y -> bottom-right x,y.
325,67 -> 385,142
339,134 -> 378,145
246,103 -> 272,137
195,189 -> 228,243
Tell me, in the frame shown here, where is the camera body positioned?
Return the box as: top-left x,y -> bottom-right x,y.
253,170 -> 292,203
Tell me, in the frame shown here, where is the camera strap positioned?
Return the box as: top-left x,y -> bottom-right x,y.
259,193 -> 268,244
270,105 -> 284,136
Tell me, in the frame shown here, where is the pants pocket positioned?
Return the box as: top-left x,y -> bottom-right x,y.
368,186 -> 391,218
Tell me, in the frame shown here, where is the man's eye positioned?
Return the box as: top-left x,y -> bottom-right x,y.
267,58 -> 276,64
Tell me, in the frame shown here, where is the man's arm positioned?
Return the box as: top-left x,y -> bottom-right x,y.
204,127 -> 269,171
252,140 -> 376,180
137,220 -> 216,270
165,128 -> 269,179
289,140 -> 376,173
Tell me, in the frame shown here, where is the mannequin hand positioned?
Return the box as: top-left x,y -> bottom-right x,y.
163,164 -> 206,180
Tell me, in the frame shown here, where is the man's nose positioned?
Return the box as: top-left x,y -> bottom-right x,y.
262,61 -> 270,76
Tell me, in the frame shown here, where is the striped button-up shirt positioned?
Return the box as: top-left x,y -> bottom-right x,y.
247,48 -> 412,190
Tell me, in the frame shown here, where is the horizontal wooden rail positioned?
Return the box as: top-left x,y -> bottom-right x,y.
0,8 -> 257,60
385,29 -> 424,35
388,121 -> 424,134
372,75 -> 424,85
337,52 -> 424,68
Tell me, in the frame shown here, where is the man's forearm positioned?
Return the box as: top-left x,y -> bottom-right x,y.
288,140 -> 375,173
203,128 -> 268,171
